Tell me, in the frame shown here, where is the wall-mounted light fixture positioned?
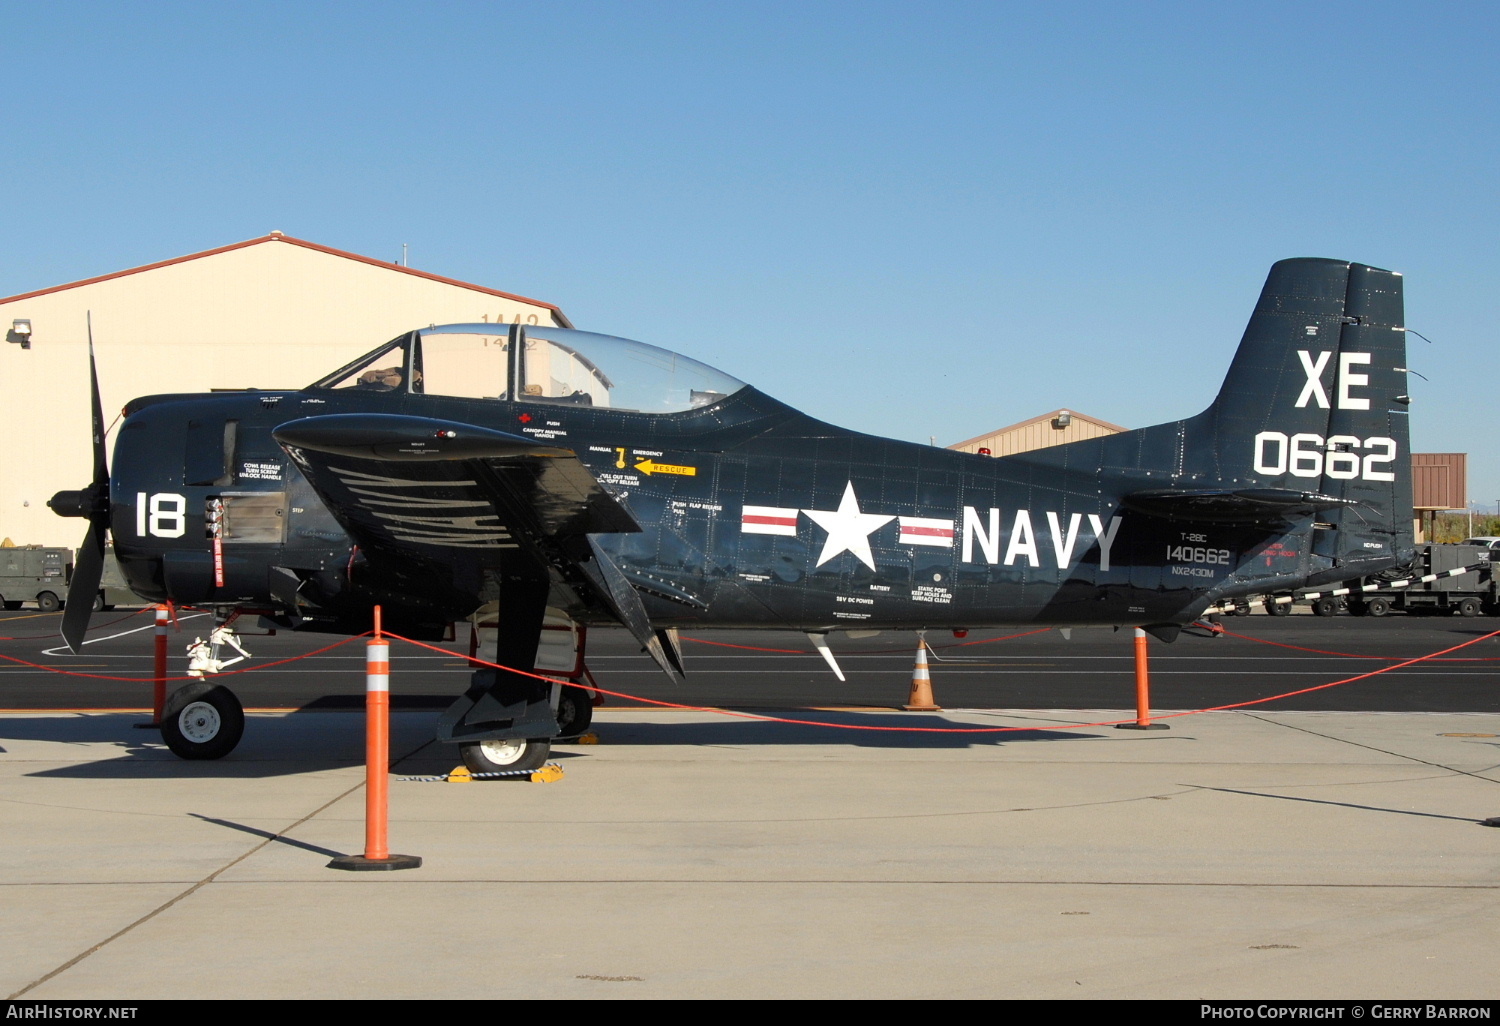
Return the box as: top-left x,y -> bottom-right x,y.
7,319 -> 31,349
1052,410 -> 1072,429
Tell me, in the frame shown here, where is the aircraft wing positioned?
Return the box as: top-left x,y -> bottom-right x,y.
272,413 -> 679,675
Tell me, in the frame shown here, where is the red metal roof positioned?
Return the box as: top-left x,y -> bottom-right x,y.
0,233 -> 573,328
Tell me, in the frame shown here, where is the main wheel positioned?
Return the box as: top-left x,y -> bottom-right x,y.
1312,597 -> 1340,617
1365,596 -> 1391,617
35,591 -> 60,613
1266,599 -> 1292,616
91,593 -> 105,612
556,684 -> 594,737
1456,597 -> 1482,617
161,682 -> 245,760
460,738 -> 551,775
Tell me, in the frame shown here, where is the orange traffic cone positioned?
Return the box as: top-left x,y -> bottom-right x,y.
904,634 -> 940,711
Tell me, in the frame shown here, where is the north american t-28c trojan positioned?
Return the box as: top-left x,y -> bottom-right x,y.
48,258 -> 1415,768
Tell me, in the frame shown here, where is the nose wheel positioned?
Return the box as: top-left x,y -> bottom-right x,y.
161,682 -> 245,760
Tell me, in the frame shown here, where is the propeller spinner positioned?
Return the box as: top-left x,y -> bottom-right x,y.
46,325 -> 112,653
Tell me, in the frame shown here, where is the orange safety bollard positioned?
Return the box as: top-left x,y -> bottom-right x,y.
135,605 -> 172,730
152,605 -> 168,725
330,606 -> 421,871
903,631 -> 941,711
1117,627 -> 1169,730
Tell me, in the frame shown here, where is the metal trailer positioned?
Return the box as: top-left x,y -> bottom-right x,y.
0,545 -> 141,612
1219,544 -> 1496,618
95,546 -> 140,610
1339,543 -> 1497,618
0,545 -> 72,611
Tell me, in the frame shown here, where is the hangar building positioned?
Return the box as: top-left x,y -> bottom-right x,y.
949,408 -> 1126,457
0,233 -> 570,547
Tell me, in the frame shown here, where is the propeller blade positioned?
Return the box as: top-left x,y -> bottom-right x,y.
60,520 -> 106,654
87,314 -> 109,488
57,316 -> 113,654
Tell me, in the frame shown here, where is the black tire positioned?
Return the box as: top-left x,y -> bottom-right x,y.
35,591 -> 60,613
556,684 -> 594,737
1312,597 -> 1340,617
161,682 -> 245,760
460,738 -> 551,775
91,593 -> 105,612
1457,597 -> 1482,617
1366,597 -> 1391,617
1233,604 -> 1252,617
1266,600 -> 1292,616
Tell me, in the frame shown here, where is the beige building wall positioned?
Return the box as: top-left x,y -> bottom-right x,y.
0,234 -> 569,546
949,409 -> 1127,457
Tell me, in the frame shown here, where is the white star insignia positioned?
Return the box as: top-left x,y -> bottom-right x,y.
802,482 -> 894,570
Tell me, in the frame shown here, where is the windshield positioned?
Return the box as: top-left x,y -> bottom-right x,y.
309,325 -> 746,413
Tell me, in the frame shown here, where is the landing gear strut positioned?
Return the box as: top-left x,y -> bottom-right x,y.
163,618 -> 250,760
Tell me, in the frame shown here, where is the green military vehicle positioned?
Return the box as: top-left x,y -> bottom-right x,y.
0,544 -> 139,611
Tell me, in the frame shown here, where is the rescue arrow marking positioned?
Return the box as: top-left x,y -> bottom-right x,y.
634,460 -> 697,477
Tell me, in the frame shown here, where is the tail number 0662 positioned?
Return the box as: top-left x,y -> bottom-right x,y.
1253,434 -> 1397,481
135,492 -> 188,538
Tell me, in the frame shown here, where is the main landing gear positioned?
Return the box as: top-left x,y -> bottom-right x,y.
460,737 -> 552,773
555,682 -> 594,738
456,680 -> 592,772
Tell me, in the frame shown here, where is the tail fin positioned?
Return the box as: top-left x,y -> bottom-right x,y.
1194,259 -> 1413,576
1019,259 -> 1415,583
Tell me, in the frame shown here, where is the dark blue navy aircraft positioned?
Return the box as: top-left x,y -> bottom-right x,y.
49,258 -> 1414,768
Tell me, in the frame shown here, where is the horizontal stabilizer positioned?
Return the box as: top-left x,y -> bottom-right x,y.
1123,487 -> 1356,524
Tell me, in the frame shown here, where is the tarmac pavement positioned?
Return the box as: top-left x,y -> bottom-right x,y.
3,705 -> 1498,999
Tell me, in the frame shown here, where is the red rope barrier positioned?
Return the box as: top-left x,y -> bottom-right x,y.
385,627 -> 1500,735
679,626 -> 1053,656
1215,627 -> 1500,661
0,606 -> 152,640
0,632 -> 367,683
680,636 -> 805,654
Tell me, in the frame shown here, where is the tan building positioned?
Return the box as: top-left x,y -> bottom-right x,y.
949,409 -> 1127,457
0,233 -> 570,546
1411,452 -> 1467,542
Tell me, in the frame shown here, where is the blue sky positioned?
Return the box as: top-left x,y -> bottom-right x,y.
3,2 -> 1497,504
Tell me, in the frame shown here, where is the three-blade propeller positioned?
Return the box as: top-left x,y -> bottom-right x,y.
46,321 -> 112,654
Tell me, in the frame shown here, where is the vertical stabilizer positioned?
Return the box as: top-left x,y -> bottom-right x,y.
1196,259 -> 1414,576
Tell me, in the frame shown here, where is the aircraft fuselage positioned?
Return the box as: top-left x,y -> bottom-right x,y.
110,381 -> 1325,635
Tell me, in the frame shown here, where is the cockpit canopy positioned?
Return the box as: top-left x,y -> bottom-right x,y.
309,325 -> 746,414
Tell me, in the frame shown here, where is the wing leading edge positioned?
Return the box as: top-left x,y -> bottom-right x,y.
273,413 -> 683,681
